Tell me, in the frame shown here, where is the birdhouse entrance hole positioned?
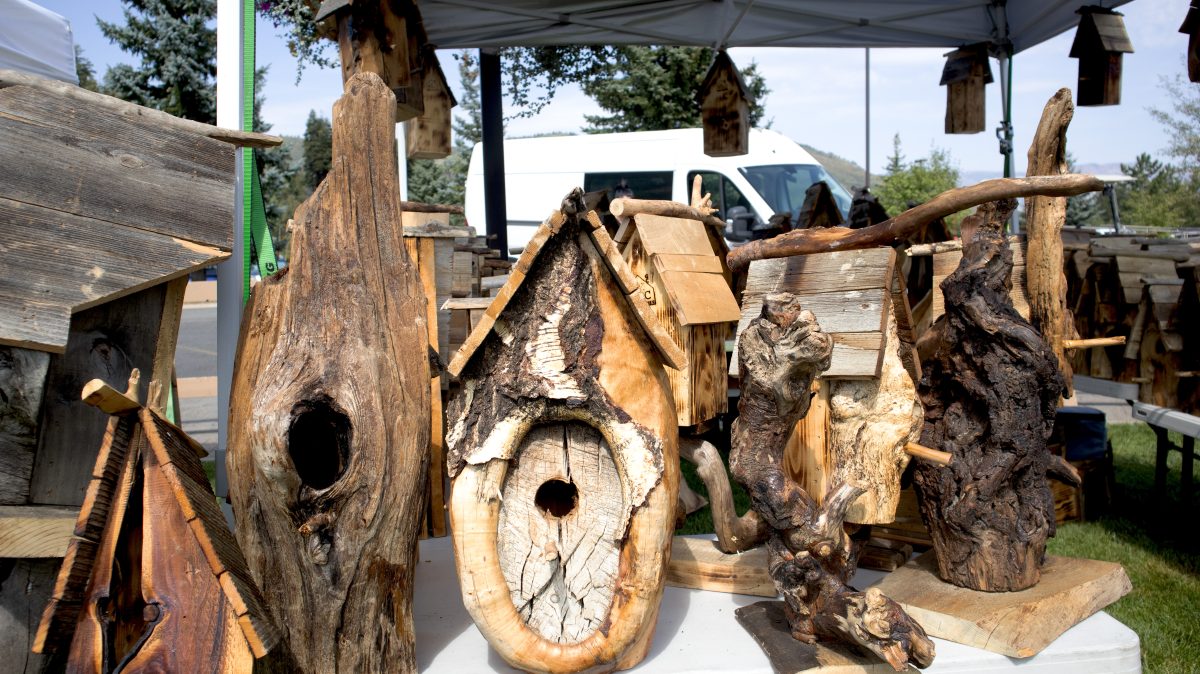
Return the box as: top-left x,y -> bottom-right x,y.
535,479 -> 578,518
288,397 -> 351,490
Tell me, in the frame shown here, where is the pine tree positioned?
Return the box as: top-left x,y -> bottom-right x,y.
873,136 -> 961,223
98,0 -> 217,123
302,111 -> 333,191
74,46 -> 99,92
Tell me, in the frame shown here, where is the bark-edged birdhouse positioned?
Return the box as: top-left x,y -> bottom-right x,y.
406,49 -> 457,159
1181,1 -> 1200,83
617,213 -> 740,427
33,377 -> 278,671
315,0 -> 427,121
698,50 -> 751,157
445,190 -> 684,673
1070,6 -> 1134,107
940,43 -> 993,134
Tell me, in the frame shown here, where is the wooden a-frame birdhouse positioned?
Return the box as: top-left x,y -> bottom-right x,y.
941,43 -> 993,134
1070,6 -> 1134,106
406,48 -> 457,159
698,50 -> 751,157
617,212 -> 740,428
33,373 -> 278,672
445,189 -> 685,674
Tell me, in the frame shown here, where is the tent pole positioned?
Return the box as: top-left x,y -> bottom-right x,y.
864,47 -> 871,189
480,48 -> 509,258
997,50 -> 1017,232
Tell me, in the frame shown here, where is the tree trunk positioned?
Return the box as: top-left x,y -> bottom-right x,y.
913,200 -> 1070,592
227,73 -> 430,672
730,293 -> 934,671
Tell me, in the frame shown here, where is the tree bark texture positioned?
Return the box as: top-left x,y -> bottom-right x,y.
447,198 -> 678,674
227,73 -> 430,672
727,175 -> 1104,271
913,199 -> 1069,592
730,293 -> 934,671
1025,88 -> 1076,395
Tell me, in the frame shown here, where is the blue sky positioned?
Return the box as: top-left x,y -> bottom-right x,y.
37,0 -> 1191,177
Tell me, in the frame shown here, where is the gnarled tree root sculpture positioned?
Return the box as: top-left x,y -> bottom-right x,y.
914,199 -> 1080,593
731,293 -> 935,671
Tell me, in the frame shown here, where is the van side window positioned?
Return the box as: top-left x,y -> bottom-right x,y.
686,171 -> 753,218
583,171 -> 672,201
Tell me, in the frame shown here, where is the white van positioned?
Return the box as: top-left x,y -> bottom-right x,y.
464,128 -> 853,253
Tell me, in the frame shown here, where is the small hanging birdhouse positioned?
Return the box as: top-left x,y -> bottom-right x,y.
315,0 -> 427,121
1181,1 -> 1200,83
940,43 -> 993,134
406,50 -> 457,159
698,50 -> 751,157
1070,6 -> 1134,107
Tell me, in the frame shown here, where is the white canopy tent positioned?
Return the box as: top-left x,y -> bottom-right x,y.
0,0 -> 77,84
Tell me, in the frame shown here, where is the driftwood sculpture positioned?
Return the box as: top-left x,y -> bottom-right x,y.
227,73 -> 431,671
914,199 -> 1078,592
446,192 -> 682,674
797,181 -> 844,229
730,293 -> 934,670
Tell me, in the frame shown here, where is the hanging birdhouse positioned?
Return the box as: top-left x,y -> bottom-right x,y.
940,43 -> 993,134
1069,6 -> 1134,107
315,0 -> 427,121
406,49 -> 457,159
1181,1 -> 1200,83
698,50 -> 751,157
446,189 -> 684,673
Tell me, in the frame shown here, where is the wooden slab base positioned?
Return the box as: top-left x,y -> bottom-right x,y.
735,600 -> 911,673
666,536 -> 775,597
872,551 -> 1131,658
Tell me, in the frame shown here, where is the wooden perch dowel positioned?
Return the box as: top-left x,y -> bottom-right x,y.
727,174 -> 1104,271
1063,336 -> 1126,349
904,442 -> 952,466
610,197 -> 725,228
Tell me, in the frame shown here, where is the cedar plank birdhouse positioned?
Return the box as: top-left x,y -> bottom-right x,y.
940,43 -> 993,134
445,189 -> 684,674
698,50 -> 751,157
1070,6 -> 1134,107
406,49 -> 457,159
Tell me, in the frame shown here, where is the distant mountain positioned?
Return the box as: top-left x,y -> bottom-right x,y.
801,145 -> 879,192
958,162 -> 1125,187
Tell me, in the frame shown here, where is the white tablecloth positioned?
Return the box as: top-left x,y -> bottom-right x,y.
413,536 -> 1141,673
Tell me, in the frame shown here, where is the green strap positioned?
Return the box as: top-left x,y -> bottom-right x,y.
241,0 -> 277,306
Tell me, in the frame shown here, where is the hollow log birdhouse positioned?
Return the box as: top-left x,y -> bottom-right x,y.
698,50 -> 751,157
315,0 -> 427,121
1070,6 -> 1134,107
941,43 -> 993,134
228,74 -> 431,672
618,212 -> 741,428
445,190 -> 686,674
406,49 -> 456,159
33,376 -> 278,671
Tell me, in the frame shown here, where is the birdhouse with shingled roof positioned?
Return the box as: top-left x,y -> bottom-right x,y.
1070,5 -> 1134,106
941,43 -> 993,134
698,50 -> 751,157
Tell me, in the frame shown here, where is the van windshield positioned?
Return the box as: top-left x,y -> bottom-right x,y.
740,164 -> 853,221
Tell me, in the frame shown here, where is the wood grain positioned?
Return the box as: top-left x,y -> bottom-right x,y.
666,537 -> 775,597
0,505 -> 76,557
0,346 -> 48,503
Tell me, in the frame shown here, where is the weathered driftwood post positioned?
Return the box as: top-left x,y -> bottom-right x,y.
227,73 -> 431,671
913,200 -> 1079,592
446,191 -> 683,674
731,293 -> 934,671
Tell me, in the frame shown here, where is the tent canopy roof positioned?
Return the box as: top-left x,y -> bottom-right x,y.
420,0 -> 1132,54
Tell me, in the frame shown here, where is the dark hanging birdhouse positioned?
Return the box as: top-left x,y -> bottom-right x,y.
1181,1 -> 1200,83
315,0 -> 427,121
940,43 -> 992,134
406,49 -> 457,159
1069,6 -> 1134,107
698,50 -> 751,157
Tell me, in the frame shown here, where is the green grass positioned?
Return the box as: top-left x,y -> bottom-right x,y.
677,423 -> 1200,672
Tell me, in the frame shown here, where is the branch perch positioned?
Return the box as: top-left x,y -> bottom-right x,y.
679,438 -> 768,553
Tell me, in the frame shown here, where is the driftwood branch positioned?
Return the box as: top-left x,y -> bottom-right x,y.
679,438 -> 768,553
727,174 -> 1104,271
399,200 -> 465,214
730,293 -> 934,671
610,197 -> 725,229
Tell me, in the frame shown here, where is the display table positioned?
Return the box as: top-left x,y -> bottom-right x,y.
412,536 -> 1141,673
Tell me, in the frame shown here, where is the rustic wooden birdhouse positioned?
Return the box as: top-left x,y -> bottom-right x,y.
732,247 -> 924,525
1181,1 -> 1200,83
445,190 -> 685,673
406,49 -> 457,159
315,0 -> 427,121
940,43 -> 993,134
616,212 -> 740,428
698,50 -> 751,157
1070,6 -> 1134,107
33,375 -> 278,671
